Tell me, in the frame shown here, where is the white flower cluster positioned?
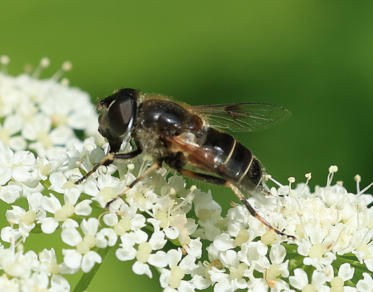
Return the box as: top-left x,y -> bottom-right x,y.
0,57 -> 372,292
0,247 -> 69,292
195,169 -> 373,291
0,58 -> 99,160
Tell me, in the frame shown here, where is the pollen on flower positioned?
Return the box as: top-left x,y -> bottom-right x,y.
356,244 -> 371,260
234,229 -> 250,246
170,266 -> 185,289
48,260 -> 61,274
329,165 -> 338,173
265,263 -> 282,287
76,235 -> 96,254
295,224 -> 305,238
308,243 -> 327,259
136,242 -> 152,263
229,263 -> 248,280
303,284 -> 317,292
190,185 -> 197,191
155,210 -> 169,229
261,229 -> 277,245
97,186 -> 116,202
113,218 -> 131,235
62,181 -> 76,189
39,162 -> 52,177
54,203 -> 75,222
19,210 -> 36,226
330,277 -> 344,290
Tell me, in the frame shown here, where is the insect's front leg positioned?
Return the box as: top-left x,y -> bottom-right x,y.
104,153 -> 185,208
74,147 -> 142,184
105,161 -> 160,208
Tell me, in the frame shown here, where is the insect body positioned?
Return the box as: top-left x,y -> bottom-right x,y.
76,88 -> 294,239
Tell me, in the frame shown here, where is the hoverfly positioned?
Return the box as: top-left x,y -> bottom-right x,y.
75,88 -> 294,239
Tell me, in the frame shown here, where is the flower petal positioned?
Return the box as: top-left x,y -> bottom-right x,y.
148,251 -> 168,268
213,233 -> 234,251
81,251 -> 101,273
116,246 -> 136,261
63,249 -> 82,270
132,262 -> 152,278
41,218 -> 59,234
61,228 -> 82,246
338,263 -> 354,281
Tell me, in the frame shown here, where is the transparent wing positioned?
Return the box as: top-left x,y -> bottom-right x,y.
192,102 -> 291,132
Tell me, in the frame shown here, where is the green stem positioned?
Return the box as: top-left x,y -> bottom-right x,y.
336,255 -> 366,270
73,246 -> 111,292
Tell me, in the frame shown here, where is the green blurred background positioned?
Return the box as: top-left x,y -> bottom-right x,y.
1,0 -> 373,291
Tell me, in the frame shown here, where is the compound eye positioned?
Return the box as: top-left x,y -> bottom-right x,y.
108,98 -> 135,136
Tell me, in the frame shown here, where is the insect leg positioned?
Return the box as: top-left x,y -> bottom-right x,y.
178,169 -> 227,185
74,148 -> 142,184
173,168 -> 294,239
225,181 -> 295,240
105,161 -> 160,208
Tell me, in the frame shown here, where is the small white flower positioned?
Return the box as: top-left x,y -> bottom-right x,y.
0,115 -> 25,150
193,189 -> 224,241
159,249 -> 197,290
0,184 -> 22,204
50,274 -> 70,292
0,142 -> 37,186
84,173 -> 125,207
4,205 -> 38,237
61,218 -> 102,272
116,220 -> 168,279
226,205 -> 262,245
213,233 -> 235,251
40,186 -> 92,234
327,263 -> 355,292
289,268 -> 329,291
256,244 -> 289,290
0,244 -> 68,291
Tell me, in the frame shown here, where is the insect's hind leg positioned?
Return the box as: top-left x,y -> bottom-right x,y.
178,169 -> 227,185
225,181 -> 295,240
179,168 -> 294,239
74,148 -> 142,184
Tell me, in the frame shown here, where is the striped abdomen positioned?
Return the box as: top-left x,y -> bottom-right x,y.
199,127 -> 262,191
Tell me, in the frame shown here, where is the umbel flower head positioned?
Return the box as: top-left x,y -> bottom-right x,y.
0,56 -> 372,292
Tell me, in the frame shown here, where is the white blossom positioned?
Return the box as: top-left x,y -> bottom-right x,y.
61,218 -> 102,273
0,61 -> 372,292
